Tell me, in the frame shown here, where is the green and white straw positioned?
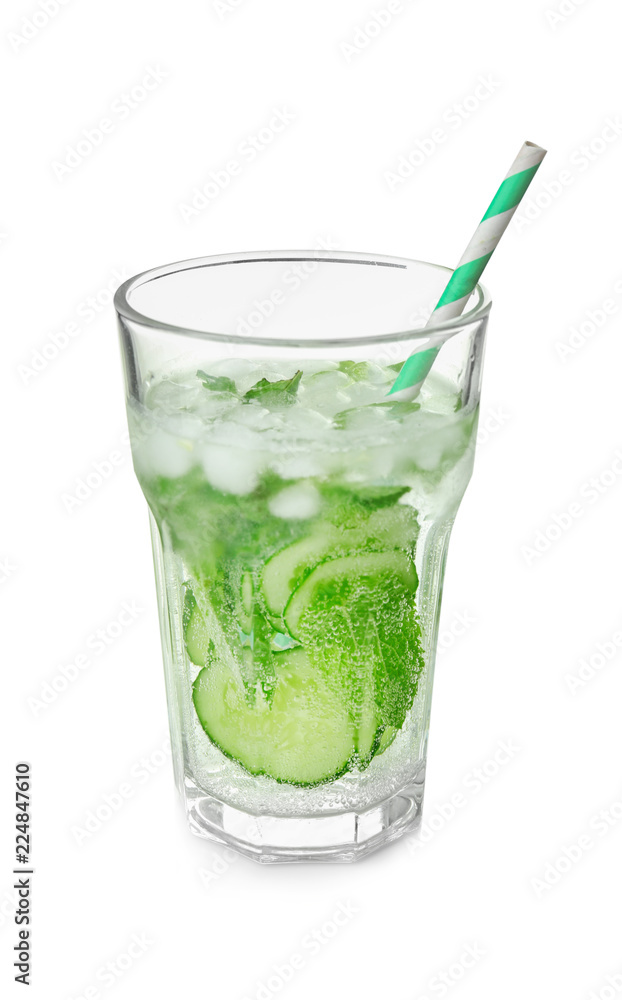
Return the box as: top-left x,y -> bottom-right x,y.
389,140 -> 547,397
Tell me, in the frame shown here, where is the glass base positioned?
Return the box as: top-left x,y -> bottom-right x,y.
183,764 -> 426,863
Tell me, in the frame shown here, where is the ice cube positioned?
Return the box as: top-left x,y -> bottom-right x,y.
160,414 -> 204,441
334,405 -> 391,436
406,416 -> 462,470
409,438 -> 444,471
258,362 -> 303,381
200,443 -> 265,495
145,378 -> 205,416
211,420 -> 265,451
207,357 -> 260,385
296,360 -> 339,376
342,444 -> 398,482
340,380 -> 387,409
281,405 -> 333,436
228,402 -> 285,432
360,361 -> 393,384
133,426 -> 196,479
192,390 -> 238,422
299,370 -> 352,417
268,482 -> 321,520
418,372 -> 459,415
271,451 -> 325,480
303,369 -> 350,390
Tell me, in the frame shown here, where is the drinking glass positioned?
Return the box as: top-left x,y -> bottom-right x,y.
115,250 -> 490,863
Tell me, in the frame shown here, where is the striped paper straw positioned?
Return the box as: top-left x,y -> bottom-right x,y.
388,140 -> 547,396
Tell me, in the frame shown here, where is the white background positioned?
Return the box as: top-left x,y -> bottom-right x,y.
3,0 -> 622,997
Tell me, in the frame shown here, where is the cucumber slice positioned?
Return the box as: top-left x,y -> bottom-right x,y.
236,571 -> 254,634
241,572 -> 253,617
185,579 -> 279,703
192,648 -> 356,786
261,504 -> 418,618
183,588 -> 213,666
353,686 -> 381,767
375,725 -> 398,756
284,550 -> 418,640
261,530 -> 330,616
334,484 -> 411,506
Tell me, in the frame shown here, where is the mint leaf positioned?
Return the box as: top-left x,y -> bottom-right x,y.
197,369 -> 236,393
243,370 -> 302,405
338,361 -> 370,381
374,400 -> 420,419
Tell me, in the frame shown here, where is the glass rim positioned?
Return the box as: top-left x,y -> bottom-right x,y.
114,249 -> 492,348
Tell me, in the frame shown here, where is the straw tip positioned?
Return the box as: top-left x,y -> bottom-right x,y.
524,140 -> 547,156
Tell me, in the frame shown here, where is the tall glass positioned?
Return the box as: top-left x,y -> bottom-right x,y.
115,250 -> 490,863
